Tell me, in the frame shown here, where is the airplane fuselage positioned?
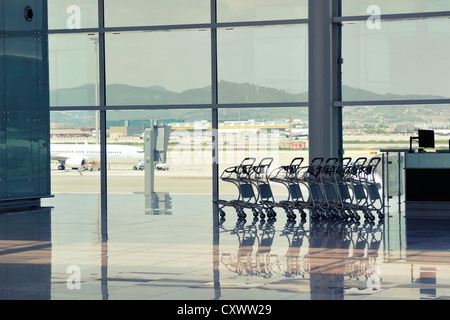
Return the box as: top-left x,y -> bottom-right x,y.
51,143 -> 145,167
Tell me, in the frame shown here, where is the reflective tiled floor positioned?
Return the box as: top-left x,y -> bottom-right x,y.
1,193 -> 450,300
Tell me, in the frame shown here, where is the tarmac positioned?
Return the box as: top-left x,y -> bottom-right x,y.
51,148 -> 382,195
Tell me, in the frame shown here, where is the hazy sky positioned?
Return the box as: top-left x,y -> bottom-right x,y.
48,1 -> 450,99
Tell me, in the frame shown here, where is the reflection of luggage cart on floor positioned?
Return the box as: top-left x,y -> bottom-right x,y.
214,157 -> 260,219
220,219 -> 278,278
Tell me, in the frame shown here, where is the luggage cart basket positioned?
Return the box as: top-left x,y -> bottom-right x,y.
214,157 -> 260,219
269,157 -> 307,220
303,158 -> 329,219
346,157 -> 372,220
249,157 -> 282,220
334,157 -> 362,221
360,157 -> 384,220
319,157 -> 346,219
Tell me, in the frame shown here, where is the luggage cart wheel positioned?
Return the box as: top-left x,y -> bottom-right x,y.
363,211 -> 369,220
298,209 -> 307,219
271,209 -> 277,218
286,210 -> 296,220
252,208 -> 259,217
259,212 -> 266,219
236,209 -> 246,219
219,209 -> 226,218
377,211 -> 384,220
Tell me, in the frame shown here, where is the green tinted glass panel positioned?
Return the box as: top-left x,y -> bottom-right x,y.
6,113 -> 35,198
0,115 -> 5,198
5,36 -> 39,112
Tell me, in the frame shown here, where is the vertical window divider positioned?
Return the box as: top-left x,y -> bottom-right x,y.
98,0 -> 107,198
211,0 -> 219,209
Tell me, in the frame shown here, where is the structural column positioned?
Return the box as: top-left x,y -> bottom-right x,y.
308,0 -> 342,162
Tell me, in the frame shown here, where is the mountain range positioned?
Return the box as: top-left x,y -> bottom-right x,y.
50,81 -> 449,128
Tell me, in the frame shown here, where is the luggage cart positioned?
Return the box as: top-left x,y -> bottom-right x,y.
319,157 -> 347,219
347,157 -> 378,221
214,157 -> 260,219
334,157 -> 362,221
360,157 -> 384,220
269,157 -> 308,220
249,157 -> 282,220
302,158 -> 329,219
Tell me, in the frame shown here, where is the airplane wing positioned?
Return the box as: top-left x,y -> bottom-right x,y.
51,154 -> 69,162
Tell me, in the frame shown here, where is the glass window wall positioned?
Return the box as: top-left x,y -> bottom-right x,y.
50,111 -> 100,193
49,33 -> 100,107
104,0 -> 210,27
217,106 -> 308,219
217,25 -> 308,104
217,0 -> 308,22
342,19 -> 450,101
342,0 -> 450,16
106,110 -> 212,215
343,104 -> 450,155
105,30 -> 211,106
48,0 -> 98,30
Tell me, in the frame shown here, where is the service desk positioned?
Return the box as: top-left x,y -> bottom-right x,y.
404,151 -> 450,216
380,149 -> 450,217
405,152 -> 450,202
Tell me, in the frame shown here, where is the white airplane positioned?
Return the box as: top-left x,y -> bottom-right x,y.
424,125 -> 450,136
51,142 -> 145,171
284,128 -> 309,138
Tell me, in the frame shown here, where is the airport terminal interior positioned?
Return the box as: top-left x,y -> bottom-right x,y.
2,0 -> 450,300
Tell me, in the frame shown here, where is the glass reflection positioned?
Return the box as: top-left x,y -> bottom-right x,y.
342,19 -> 450,100
49,33 -> 99,107
218,25 -> 308,103
0,193 -> 450,300
0,208 -> 52,300
343,0 -> 450,16
48,0 -> 98,30
217,0 -> 308,22
105,30 -> 211,106
104,0 -> 210,27
219,217 -> 384,299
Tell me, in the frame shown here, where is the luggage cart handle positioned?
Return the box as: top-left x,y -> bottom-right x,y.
241,157 -> 256,165
310,157 -> 324,166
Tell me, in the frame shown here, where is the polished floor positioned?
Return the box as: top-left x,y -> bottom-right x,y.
1,193 -> 450,300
